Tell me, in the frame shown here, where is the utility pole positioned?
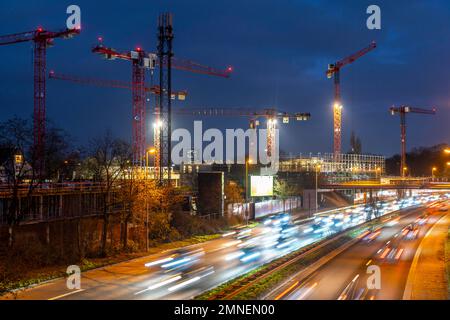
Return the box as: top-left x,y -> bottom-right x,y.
145,198 -> 149,252
315,164 -> 320,213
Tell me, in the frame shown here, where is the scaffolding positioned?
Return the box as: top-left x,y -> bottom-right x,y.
279,153 -> 385,183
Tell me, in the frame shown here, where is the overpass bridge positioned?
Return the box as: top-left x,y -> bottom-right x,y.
319,180 -> 450,191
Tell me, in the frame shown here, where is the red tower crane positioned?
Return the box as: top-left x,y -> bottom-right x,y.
172,107 -> 311,157
326,41 -> 376,155
48,71 -> 187,99
0,27 -> 80,173
92,40 -> 231,169
390,106 -> 436,177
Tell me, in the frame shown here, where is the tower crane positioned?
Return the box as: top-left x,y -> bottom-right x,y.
0,27 -> 80,174
327,41 -> 376,155
48,71 -> 187,99
172,107 -> 311,157
91,37 -> 232,173
48,71 -> 187,158
390,106 -> 436,177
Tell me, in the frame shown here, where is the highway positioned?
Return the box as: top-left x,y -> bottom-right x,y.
275,201 -> 448,300
2,193 -> 447,300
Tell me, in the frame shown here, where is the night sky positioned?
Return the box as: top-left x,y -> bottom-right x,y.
1,0 -> 449,157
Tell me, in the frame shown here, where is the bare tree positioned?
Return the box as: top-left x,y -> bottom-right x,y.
0,117 -> 72,246
350,131 -> 362,154
87,132 -> 131,256
0,117 -> 32,246
116,166 -> 143,251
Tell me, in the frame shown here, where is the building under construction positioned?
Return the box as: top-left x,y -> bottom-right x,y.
279,153 -> 385,183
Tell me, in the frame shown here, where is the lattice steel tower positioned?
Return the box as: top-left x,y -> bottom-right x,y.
157,13 -> 174,184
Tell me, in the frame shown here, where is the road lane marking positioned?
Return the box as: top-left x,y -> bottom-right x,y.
168,276 -> 201,292
402,213 -> 449,300
135,275 -> 182,295
338,274 -> 359,300
366,259 -> 372,266
48,289 -> 84,300
275,281 -> 299,300
297,282 -> 318,300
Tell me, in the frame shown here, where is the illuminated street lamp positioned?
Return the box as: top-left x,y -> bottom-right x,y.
153,120 -> 163,128
244,158 -> 253,225
315,164 -> 321,213
444,148 -> 450,154
144,146 -> 157,252
432,166 -> 437,179
145,147 -> 157,179
245,158 -> 253,201
376,167 -> 381,180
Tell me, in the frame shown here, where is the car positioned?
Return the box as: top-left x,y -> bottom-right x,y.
362,229 -> 381,242
385,247 -> 404,262
416,215 -> 428,226
239,245 -> 262,263
403,224 -> 419,240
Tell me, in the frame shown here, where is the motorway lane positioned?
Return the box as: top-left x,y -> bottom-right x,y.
2,236 -> 241,300
282,203 -> 446,300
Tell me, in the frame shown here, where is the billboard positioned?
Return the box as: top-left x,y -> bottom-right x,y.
250,176 -> 274,197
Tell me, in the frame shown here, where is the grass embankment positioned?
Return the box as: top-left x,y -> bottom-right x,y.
0,234 -> 220,296
445,227 -> 450,297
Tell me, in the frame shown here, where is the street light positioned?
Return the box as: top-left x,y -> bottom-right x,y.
403,166 -> 408,177
444,148 -> 450,154
144,147 -> 156,252
244,158 -> 253,225
145,147 -> 156,179
245,158 -> 252,201
376,167 -> 381,180
153,120 -> 163,128
432,166 -> 437,179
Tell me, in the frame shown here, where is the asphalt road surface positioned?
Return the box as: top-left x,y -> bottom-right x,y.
279,202 -> 447,300
2,194 -> 446,300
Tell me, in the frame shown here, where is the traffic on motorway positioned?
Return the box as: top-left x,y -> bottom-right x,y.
273,197 -> 449,300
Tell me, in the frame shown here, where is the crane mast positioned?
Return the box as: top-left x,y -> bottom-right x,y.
390,106 -> 436,177
327,41 -> 376,155
93,16 -> 230,184
0,27 -> 79,176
